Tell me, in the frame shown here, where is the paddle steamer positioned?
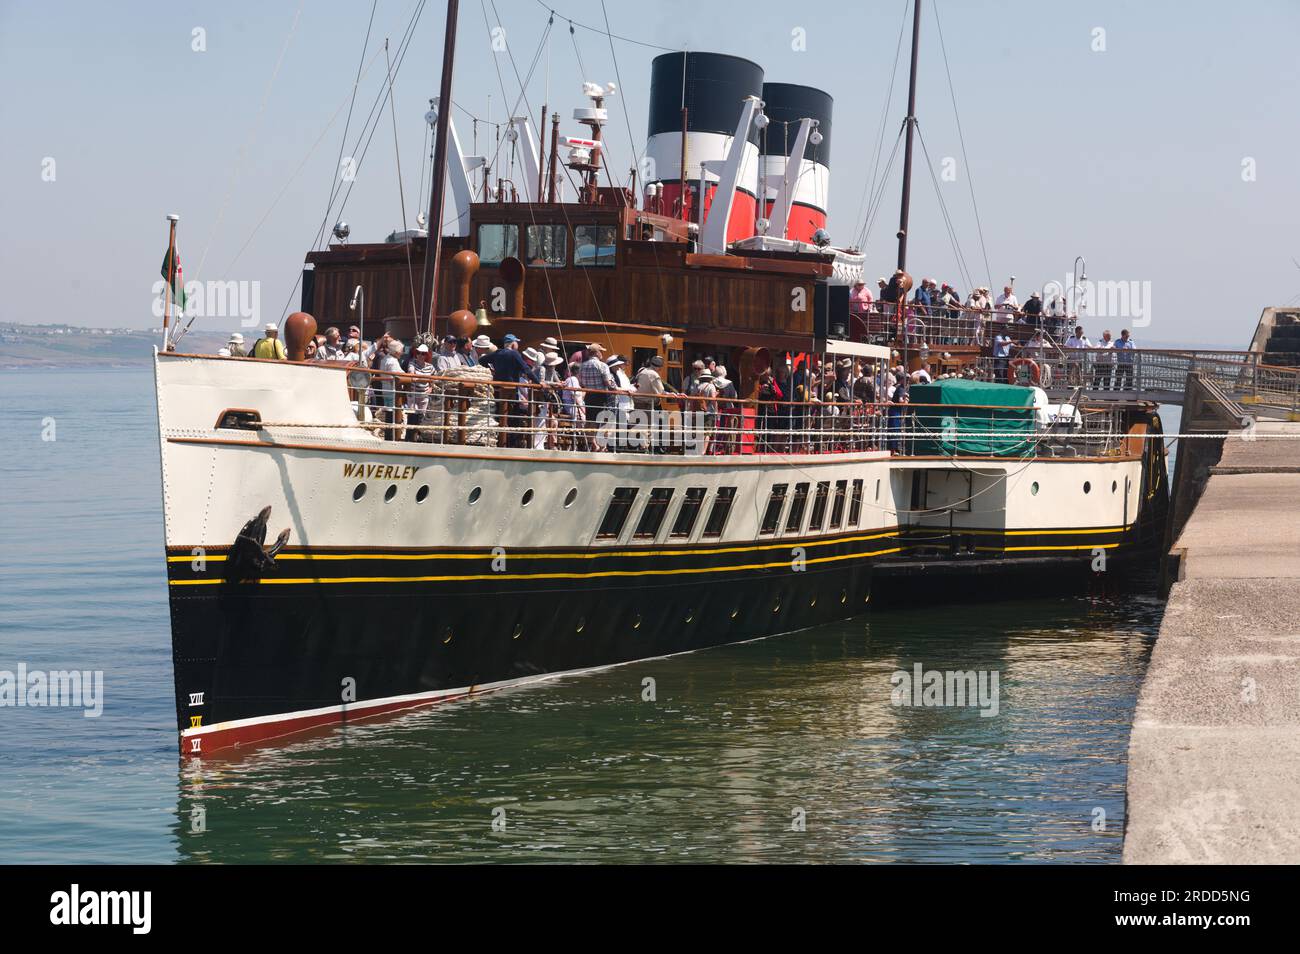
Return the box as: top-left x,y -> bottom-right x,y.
155,1 -> 1167,755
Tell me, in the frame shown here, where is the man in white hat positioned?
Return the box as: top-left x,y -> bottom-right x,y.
251,322 -> 286,360
226,332 -> 246,357
471,334 -> 495,361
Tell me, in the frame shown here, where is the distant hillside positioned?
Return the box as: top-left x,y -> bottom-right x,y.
0,324 -> 236,368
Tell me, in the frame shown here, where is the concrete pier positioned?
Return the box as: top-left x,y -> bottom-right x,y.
1124,419 -> 1300,863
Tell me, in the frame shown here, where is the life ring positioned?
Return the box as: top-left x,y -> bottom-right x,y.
1008,358 -> 1041,385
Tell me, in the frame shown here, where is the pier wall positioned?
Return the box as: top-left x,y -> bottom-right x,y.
1124,409 -> 1300,863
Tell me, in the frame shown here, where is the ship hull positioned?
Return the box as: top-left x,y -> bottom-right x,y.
155,352 -> 1167,756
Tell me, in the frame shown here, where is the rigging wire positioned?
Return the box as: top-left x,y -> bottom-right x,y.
193,1 -> 305,280
314,0 -> 380,254
384,39 -> 420,322
529,0 -> 678,52
600,0 -> 645,195
933,0 -> 993,290
859,127 -> 905,261
310,0 -> 429,255
273,0 -> 429,323
852,0 -> 911,253
916,123 -> 975,293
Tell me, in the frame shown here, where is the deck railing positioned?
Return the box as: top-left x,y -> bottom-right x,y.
277,362 -> 1136,459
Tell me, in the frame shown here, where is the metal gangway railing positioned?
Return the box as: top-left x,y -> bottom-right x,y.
973,349 -> 1300,413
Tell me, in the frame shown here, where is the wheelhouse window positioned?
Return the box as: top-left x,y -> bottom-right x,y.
574,224 -> 617,267
633,488 -> 674,539
597,487 -> 638,539
670,487 -> 707,538
477,223 -> 518,266
849,479 -> 864,526
702,487 -> 737,538
759,484 -> 788,536
808,482 -> 831,532
526,224 -> 567,267
784,482 -> 810,534
829,480 -> 848,530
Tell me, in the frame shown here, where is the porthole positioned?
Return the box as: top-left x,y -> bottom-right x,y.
468,486 -> 482,505
631,615 -> 641,630
730,607 -> 740,619
521,488 -> 534,507
772,597 -> 781,613
1030,481 -> 1039,496
1083,481 -> 1091,494
442,627 -> 453,644
575,616 -> 585,633
512,623 -> 523,640
1111,480 -> 1118,493
809,596 -> 817,608
384,484 -> 397,502
416,485 -> 430,503
563,487 -> 578,508
352,483 -> 367,501
684,609 -> 694,624
840,590 -> 848,604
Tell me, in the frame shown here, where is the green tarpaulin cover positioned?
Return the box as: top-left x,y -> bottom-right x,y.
909,379 -> 1037,457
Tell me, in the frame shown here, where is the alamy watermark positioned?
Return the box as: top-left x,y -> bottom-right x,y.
594,409 -> 712,454
890,663 -> 1000,717
1043,274 -> 1152,328
0,664 -> 103,717
151,279 -> 262,326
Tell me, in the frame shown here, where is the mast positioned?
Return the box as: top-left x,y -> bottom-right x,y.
896,0 -> 922,272
419,0 -> 460,338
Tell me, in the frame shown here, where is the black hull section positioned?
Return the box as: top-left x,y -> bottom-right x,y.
170,558 -> 876,740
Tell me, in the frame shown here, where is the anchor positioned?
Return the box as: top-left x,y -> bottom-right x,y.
224,506 -> 291,582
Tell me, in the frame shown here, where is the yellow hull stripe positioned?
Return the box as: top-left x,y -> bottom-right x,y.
166,525 -> 1129,564
168,546 -> 905,586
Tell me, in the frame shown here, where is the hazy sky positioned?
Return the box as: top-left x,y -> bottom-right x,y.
2,0 -> 1297,346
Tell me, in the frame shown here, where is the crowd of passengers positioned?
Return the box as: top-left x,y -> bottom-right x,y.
217,322 -> 980,454
214,285 -> 1140,451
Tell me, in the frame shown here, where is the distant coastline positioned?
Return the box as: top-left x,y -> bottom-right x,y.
0,320 -> 1249,369
0,322 -> 237,369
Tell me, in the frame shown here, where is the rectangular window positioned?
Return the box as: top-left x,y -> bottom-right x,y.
596,487 -> 638,539
525,224 -> 567,267
849,479 -> 864,526
759,484 -> 788,535
702,487 -> 737,538
808,482 -> 830,532
633,488 -> 674,539
784,482 -> 810,534
670,487 -> 707,538
477,223 -> 518,266
829,480 -> 848,529
574,224 -> 617,267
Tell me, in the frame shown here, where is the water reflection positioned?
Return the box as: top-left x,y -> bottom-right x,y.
175,590 -> 1160,864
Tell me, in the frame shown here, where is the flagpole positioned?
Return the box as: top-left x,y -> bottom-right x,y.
164,213 -> 179,351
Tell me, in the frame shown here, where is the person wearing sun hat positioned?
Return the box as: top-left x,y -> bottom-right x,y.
251,322 -> 286,360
